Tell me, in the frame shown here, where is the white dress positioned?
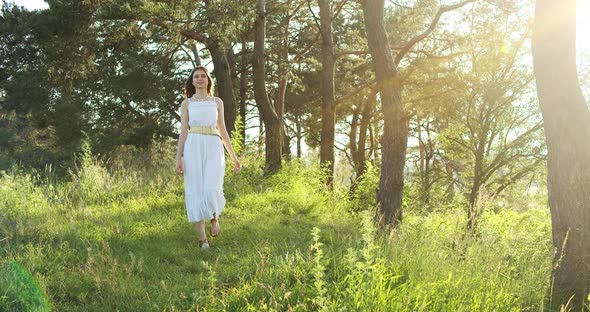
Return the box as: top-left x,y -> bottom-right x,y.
183,98 -> 226,222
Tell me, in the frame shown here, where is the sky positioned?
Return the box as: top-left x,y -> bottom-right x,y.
10,0 -> 47,10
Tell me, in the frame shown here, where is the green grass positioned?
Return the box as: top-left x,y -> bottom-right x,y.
0,155 -> 554,311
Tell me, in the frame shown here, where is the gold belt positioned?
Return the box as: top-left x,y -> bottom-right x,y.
189,126 -> 220,137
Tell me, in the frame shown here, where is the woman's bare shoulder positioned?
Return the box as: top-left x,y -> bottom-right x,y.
214,96 -> 224,107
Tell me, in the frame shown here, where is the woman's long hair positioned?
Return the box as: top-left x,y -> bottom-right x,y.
184,66 -> 214,98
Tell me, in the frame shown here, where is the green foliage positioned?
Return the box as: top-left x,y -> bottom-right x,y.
399,0 -> 544,224
329,212 -> 400,310
230,114 -> 245,157
68,140 -> 111,203
0,147 -> 554,311
310,228 -> 328,311
0,167 -> 51,247
0,261 -> 51,312
1,1 -> 186,171
349,161 -> 379,212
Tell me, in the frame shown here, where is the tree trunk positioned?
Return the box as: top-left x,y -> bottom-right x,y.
283,132 -> 291,160
295,115 -> 302,158
350,93 -> 372,194
258,117 -> 264,156
532,0 -> 590,309
418,120 -> 434,206
202,0 -> 236,136
467,177 -> 482,229
277,12 -> 290,161
227,47 -> 239,101
444,158 -> 456,200
191,43 -> 201,67
253,0 -> 282,174
240,39 -> 248,149
277,75 -> 288,161
350,91 -> 373,186
467,127 -> 487,229
209,40 -> 237,136
54,94 -> 83,155
357,91 -> 374,179
362,0 -> 409,227
350,103 -> 360,174
368,121 -> 376,161
318,0 -> 336,187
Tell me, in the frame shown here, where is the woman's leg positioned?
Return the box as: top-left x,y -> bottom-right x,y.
211,214 -> 220,237
195,221 -> 209,248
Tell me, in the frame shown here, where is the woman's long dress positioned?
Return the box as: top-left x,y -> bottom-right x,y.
183,98 -> 226,222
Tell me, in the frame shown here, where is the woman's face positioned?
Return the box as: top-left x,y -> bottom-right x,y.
193,70 -> 209,90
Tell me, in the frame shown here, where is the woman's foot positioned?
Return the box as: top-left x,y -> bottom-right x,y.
210,218 -> 220,237
199,239 -> 209,249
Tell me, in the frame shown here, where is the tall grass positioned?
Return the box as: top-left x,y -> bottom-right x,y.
0,149 -> 555,311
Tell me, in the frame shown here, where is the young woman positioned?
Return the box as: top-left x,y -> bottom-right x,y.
176,66 -> 241,249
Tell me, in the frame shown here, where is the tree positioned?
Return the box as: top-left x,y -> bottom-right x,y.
203,0 -> 240,136
104,0 -> 249,136
532,0 -> 590,309
1,1 -> 192,169
253,0 -> 282,174
441,14 -> 545,228
315,0 -> 365,186
264,0 -> 325,168
1,1 -> 98,161
361,0 -> 407,226
318,0 -> 336,187
350,88 -> 377,187
361,0 -> 475,226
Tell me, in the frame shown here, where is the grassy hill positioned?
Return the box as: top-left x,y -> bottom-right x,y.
0,152 -> 555,311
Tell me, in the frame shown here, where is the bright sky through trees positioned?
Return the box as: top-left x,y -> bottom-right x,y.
10,0 -> 47,10
7,0 -> 590,55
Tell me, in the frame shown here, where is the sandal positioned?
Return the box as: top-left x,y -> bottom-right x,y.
210,218 -> 220,237
199,239 -> 210,249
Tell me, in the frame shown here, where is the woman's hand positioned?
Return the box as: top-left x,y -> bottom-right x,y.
232,158 -> 241,173
176,158 -> 183,175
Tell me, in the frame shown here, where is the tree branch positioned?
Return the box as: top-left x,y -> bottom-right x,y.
307,0 -> 322,34
387,0 -> 415,10
292,31 -> 322,63
335,50 -> 371,59
489,158 -> 545,197
289,0 -> 308,18
333,0 -> 349,21
480,121 -> 544,182
394,0 -> 477,66
335,79 -> 377,105
149,18 -> 211,46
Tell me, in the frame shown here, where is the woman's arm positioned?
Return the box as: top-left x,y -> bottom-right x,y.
176,99 -> 189,174
216,97 -> 241,173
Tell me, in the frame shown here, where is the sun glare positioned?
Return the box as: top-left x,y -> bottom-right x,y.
578,0 -> 590,54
